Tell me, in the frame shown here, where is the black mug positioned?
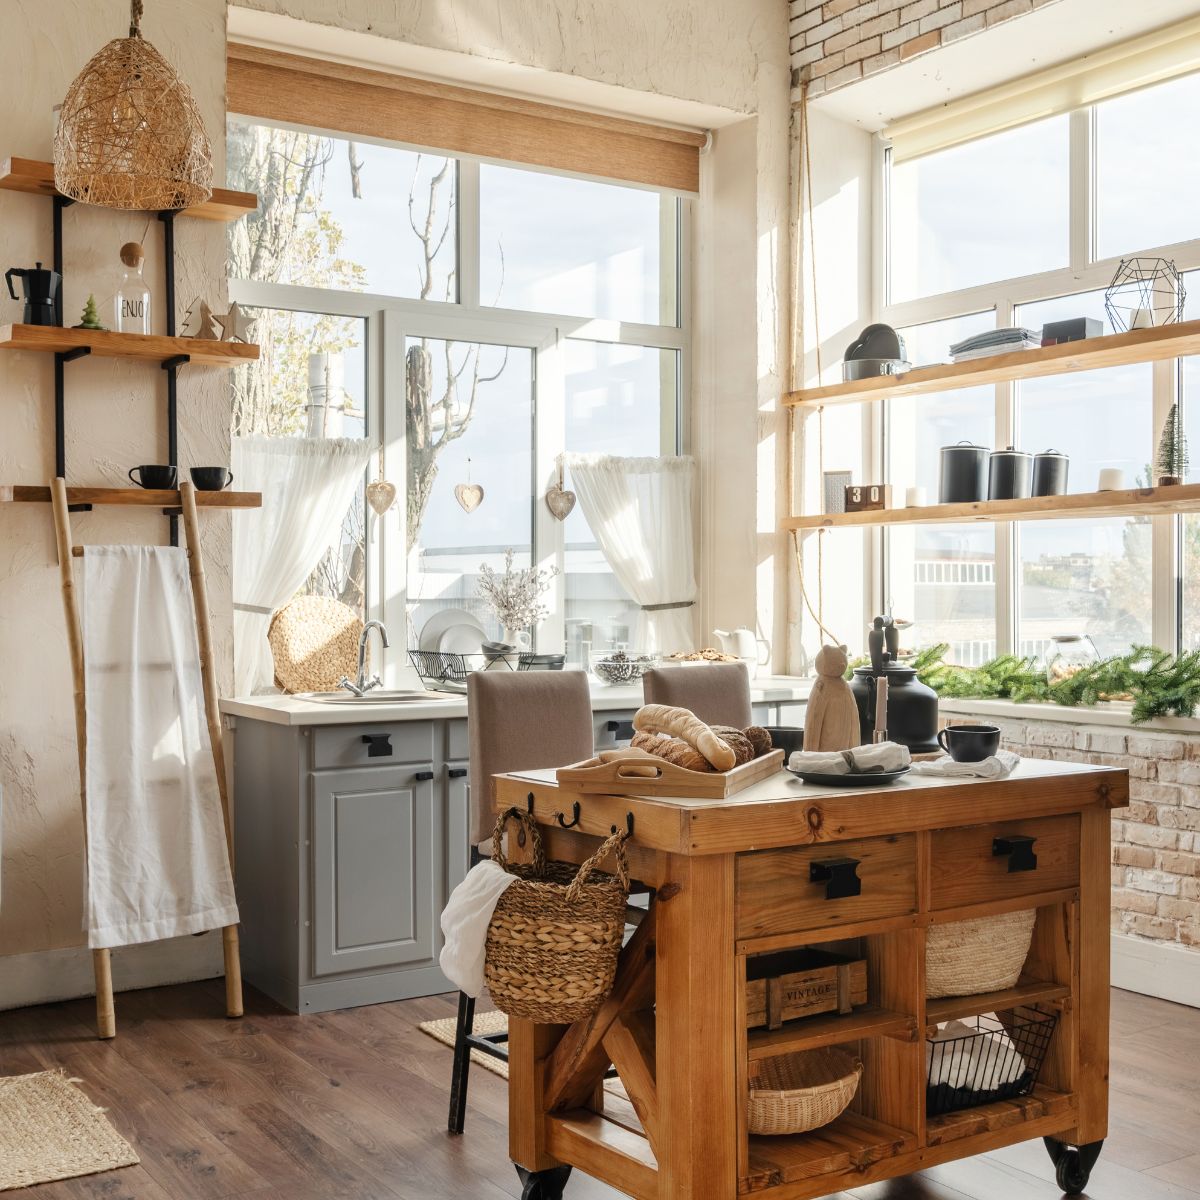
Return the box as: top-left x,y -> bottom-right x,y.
937,724 -> 1001,763
190,467 -> 233,491
128,464 -> 178,489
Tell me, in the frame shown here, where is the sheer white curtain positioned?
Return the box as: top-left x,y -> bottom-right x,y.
232,436 -> 373,695
565,454 -> 698,653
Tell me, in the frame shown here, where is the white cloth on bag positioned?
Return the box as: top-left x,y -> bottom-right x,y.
81,546 -> 239,949
910,750 -> 1021,779
231,436 -> 372,696
439,860 -> 516,998
565,454 -> 698,654
788,742 -> 911,775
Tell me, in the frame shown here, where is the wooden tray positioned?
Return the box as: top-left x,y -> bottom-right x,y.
556,748 -> 785,798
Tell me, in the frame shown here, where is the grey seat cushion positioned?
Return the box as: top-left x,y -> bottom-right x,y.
641,661 -> 753,728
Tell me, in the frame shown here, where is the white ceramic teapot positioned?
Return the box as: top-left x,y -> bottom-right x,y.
713,627 -> 767,677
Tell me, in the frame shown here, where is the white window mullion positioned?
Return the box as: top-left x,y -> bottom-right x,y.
457,159 -> 481,309
380,308 -> 409,685
1153,355 -> 1180,652
1069,106 -> 1094,274
534,331 -> 566,655
995,298 -> 1016,658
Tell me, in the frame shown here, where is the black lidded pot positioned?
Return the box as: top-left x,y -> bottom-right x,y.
848,665 -> 940,754
1032,449 -> 1069,497
988,446 -> 1033,500
939,441 -> 989,503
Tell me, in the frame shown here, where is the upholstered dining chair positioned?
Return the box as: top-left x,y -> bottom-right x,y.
641,660 -> 753,727
448,668 -> 596,1135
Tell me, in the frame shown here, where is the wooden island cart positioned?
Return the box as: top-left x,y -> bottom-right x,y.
494,758 -> 1127,1200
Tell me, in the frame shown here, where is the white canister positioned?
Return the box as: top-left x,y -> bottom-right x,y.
1097,468 -> 1126,492
905,487 -> 927,507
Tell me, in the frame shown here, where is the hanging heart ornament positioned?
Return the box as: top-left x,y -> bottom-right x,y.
455,482 -> 484,513
545,482 -> 576,521
365,479 -> 397,515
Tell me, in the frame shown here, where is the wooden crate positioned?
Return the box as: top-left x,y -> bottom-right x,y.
555,747 -> 784,799
746,948 -> 868,1031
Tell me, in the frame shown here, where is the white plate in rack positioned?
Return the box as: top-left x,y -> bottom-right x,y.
418,608 -> 485,652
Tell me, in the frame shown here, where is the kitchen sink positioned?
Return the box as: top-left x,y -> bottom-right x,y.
293,690 -> 456,704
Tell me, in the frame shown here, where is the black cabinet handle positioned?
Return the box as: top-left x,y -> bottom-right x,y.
606,719 -> 634,738
993,834 -> 1038,872
809,857 -> 862,900
414,770 -> 435,782
448,768 -> 468,779
361,733 -> 392,758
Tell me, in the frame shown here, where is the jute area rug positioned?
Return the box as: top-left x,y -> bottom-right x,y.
0,1072 -> 138,1192
419,1010 -> 510,1078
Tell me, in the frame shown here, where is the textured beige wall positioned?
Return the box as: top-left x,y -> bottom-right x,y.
0,0 -> 231,957
0,1 -> 790,983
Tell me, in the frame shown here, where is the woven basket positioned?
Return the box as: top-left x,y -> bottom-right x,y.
268,596 -> 363,693
747,1048 -> 862,1136
484,809 -> 630,1023
926,908 -> 1037,999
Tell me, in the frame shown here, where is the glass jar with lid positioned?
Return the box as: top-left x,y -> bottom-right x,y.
1046,634 -> 1100,685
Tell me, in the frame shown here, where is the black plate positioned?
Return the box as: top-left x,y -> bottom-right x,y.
787,765 -> 911,787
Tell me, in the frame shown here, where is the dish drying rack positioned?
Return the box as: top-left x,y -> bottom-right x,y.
408,649 -> 564,692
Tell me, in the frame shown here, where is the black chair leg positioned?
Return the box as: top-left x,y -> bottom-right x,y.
448,991 -> 476,1134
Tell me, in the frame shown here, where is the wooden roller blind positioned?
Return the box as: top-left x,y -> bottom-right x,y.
227,44 -> 704,193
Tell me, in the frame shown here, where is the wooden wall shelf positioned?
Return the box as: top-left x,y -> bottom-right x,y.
0,324 -> 258,366
0,485 -> 261,509
0,157 -> 257,223
785,483 -> 1200,530
785,320 -> 1200,409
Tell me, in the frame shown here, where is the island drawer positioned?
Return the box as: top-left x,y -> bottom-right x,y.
735,834 -> 918,939
311,722 -> 437,770
928,814 -> 1079,910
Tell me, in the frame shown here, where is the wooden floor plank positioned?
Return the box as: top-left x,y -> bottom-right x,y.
2,983 -> 1198,1200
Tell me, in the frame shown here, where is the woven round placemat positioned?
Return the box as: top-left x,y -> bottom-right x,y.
268,595 -> 363,693
0,1071 -> 139,1191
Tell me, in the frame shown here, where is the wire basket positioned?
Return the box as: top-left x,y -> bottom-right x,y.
408,649 -> 565,691
926,1005 -> 1058,1117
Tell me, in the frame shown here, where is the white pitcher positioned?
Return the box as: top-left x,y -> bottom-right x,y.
713,627 -> 766,677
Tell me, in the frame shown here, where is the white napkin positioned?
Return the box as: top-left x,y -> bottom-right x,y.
910,749 -> 1021,779
788,742 -> 911,775
439,859 -> 516,998
926,1020 -> 1026,1088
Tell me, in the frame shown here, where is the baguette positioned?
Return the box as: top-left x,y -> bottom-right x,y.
633,703 -> 737,771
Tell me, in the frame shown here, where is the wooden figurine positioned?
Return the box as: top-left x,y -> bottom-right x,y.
803,643 -> 861,752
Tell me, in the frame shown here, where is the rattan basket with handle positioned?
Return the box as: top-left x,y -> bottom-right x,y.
484,808 -> 630,1024
747,1048 -> 863,1136
926,907 -> 1037,999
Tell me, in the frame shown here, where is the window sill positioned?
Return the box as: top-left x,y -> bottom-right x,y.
937,696 -> 1200,737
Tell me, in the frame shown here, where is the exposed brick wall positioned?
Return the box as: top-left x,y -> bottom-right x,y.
790,0 -> 1065,97
959,715 -> 1200,951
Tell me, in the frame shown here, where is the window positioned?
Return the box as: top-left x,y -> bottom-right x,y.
879,70 -> 1200,668
227,113 -> 688,678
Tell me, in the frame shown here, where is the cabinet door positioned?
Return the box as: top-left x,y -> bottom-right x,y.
311,765 -> 438,978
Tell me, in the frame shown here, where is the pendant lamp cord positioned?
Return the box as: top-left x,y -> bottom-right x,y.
130,0 -> 144,37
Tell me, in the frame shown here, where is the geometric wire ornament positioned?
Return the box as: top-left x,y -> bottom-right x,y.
1104,256 -> 1186,332
53,0 -> 212,212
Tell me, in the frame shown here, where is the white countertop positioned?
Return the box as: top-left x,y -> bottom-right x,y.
219,673 -> 813,727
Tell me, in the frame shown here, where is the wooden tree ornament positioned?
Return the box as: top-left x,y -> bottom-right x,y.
802,644 -> 861,752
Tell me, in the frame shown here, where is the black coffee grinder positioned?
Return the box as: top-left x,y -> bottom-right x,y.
6,262 -> 61,326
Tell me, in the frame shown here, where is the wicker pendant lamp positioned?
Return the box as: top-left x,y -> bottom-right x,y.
53,0 -> 212,211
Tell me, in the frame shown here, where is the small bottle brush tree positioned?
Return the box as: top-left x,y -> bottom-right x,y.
1156,402 -> 1189,486
77,293 -> 104,330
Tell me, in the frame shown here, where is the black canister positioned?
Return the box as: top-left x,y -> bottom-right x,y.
988,447 -> 1033,500
849,665 -> 940,753
939,441 -> 989,503
1032,449 -> 1069,496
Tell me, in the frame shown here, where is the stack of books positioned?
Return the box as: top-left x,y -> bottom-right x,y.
949,328 -> 1042,362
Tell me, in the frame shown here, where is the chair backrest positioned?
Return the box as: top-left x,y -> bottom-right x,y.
467,669 -> 595,845
641,662 -> 753,728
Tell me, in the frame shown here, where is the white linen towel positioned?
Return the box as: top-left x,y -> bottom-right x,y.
910,750 -> 1021,780
440,859 -> 516,997
788,742 -> 911,775
81,546 -> 238,949
926,1020 -> 1026,1088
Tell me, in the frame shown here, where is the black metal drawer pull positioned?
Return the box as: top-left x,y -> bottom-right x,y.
809,857 -> 862,900
361,734 -> 392,758
448,768 -> 468,779
414,770 -> 435,782
993,834 -> 1038,872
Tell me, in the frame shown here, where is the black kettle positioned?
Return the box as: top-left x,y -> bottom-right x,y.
6,262 -> 60,326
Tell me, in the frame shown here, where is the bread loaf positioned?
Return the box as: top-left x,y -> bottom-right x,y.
632,704 -> 737,771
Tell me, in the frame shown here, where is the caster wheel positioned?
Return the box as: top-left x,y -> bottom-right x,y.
516,1164 -> 572,1200
1043,1137 -> 1103,1196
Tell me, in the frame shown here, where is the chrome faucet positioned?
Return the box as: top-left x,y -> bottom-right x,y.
339,620 -> 390,696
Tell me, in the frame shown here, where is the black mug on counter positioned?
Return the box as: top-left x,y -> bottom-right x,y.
937,723 -> 1001,762
128,464 -> 178,489
190,467 -> 233,491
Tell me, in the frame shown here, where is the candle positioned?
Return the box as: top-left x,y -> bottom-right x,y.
905,486 -> 927,507
1097,468 -> 1126,491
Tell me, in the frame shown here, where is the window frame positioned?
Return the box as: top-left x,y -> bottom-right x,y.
872,95 -> 1200,661
228,118 -> 691,684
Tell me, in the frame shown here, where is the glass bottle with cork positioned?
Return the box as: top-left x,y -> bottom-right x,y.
114,241 -> 151,334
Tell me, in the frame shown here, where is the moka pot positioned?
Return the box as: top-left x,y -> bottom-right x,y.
6,262 -> 60,326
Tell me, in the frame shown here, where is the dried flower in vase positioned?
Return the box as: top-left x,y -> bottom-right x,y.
476,548 -> 558,635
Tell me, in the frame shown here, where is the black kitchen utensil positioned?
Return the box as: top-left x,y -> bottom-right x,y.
6,262 -> 60,326
189,467 -> 233,491
128,465 -> 178,489
843,323 -> 910,381
988,447 -> 1033,500
1032,450 -> 1069,496
939,441 -> 989,503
